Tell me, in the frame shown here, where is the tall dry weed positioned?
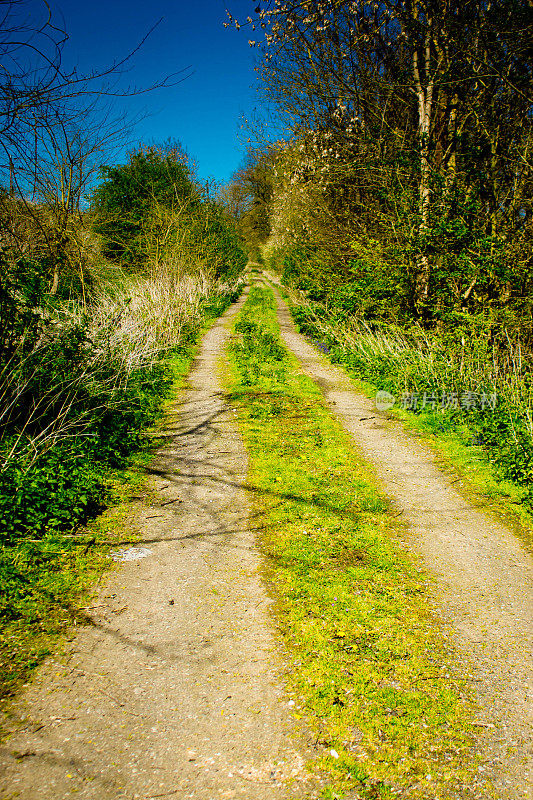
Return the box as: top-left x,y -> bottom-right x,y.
0,270 -> 219,472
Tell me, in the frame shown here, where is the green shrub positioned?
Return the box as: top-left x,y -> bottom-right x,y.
0,255 -> 49,362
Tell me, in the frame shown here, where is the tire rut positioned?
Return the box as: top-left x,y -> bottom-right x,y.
0,294 -> 320,800
272,283 -> 533,800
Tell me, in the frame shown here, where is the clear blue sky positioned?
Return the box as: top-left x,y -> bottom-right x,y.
46,0 -> 266,185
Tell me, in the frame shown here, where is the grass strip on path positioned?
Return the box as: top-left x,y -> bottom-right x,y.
226,283 -> 481,800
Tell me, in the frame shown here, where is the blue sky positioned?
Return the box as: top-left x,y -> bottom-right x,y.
46,0 -> 267,185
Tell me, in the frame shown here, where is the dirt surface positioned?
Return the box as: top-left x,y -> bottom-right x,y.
272,283 -> 533,800
2,278 -> 533,800
0,294 -> 320,800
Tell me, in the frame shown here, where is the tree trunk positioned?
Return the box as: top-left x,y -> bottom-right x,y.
412,22 -> 434,311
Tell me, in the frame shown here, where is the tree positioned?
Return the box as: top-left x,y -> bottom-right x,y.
91,143 -> 198,266
0,0 -> 190,294
92,142 -> 248,280
230,0 -> 533,318
225,146 -> 275,257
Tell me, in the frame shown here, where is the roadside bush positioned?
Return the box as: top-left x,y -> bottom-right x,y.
0,255 -> 47,361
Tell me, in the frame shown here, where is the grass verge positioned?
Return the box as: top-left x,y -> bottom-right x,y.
0,286 -> 241,708
393,409 -> 533,551
226,284 -> 480,800
283,289 -> 533,554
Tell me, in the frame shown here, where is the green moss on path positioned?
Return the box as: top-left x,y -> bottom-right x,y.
227,283 -> 480,800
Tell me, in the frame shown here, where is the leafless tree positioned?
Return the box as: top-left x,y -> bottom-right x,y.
229,0 -> 533,311
0,0 -> 192,294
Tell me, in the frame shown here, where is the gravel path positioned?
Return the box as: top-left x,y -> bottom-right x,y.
0,294 -> 319,800
272,285 -> 533,800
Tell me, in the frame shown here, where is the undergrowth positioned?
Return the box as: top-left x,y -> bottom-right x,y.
227,284 -> 480,799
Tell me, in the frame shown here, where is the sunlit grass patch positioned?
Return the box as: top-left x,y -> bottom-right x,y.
227,284 -> 480,799
394,410 -> 533,551
0,473 -> 139,706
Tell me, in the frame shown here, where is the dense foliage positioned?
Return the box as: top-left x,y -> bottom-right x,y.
92,143 -> 247,280
231,0 -> 533,327
91,145 -> 198,265
0,249 -> 243,696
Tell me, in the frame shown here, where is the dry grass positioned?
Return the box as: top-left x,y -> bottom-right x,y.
0,270 -> 219,472
287,289 -> 533,439
88,270 -> 214,368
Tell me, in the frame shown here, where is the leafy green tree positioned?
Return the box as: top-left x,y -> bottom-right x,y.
226,146 -> 275,259
92,141 -> 247,280
91,143 -> 199,266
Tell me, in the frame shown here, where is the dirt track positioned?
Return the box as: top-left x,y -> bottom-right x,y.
1,280 -> 533,799
0,292 -> 319,800
272,284 -> 533,800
